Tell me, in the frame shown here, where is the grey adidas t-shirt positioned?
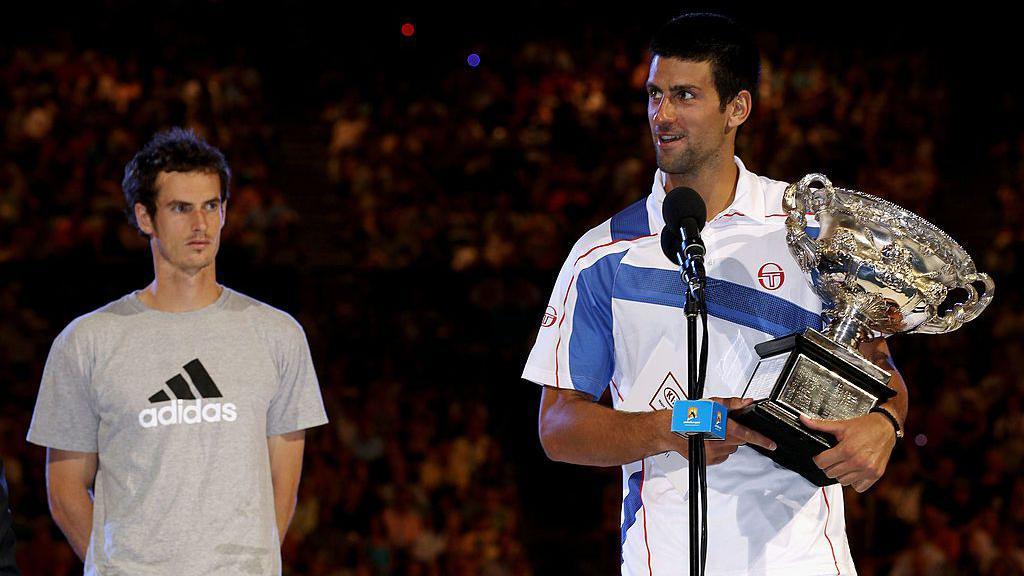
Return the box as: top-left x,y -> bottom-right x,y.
27,287 -> 328,575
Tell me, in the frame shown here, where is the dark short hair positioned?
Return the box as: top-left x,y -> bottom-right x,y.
650,12 -> 760,109
122,127 -> 231,236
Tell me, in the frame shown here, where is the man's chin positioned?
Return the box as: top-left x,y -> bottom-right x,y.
175,255 -> 216,276
656,158 -> 693,176
656,149 -> 713,177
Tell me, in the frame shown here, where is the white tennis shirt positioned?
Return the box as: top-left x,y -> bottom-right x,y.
523,157 -> 855,576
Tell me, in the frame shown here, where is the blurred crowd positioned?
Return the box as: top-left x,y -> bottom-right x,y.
0,47 -> 293,265
2,14 -> 1024,576
322,38 -> 951,272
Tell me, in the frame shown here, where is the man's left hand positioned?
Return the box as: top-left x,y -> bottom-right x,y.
800,412 -> 896,493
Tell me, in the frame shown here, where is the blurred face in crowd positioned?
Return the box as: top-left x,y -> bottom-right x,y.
646,57 -> 741,176
134,171 -> 225,275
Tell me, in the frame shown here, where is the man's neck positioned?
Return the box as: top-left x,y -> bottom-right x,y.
664,153 -> 740,222
139,258 -> 222,313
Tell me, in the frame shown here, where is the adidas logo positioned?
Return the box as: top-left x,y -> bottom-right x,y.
138,359 -> 238,429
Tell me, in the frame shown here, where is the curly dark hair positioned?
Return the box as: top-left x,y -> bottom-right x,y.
122,128 -> 231,236
650,13 -> 760,110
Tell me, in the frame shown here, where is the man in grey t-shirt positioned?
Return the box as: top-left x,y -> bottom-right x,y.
27,128 -> 328,575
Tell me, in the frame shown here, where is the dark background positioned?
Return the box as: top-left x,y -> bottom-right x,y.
1,2 -> 1022,574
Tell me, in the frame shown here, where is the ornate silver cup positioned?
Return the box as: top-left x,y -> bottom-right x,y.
733,173 -> 995,486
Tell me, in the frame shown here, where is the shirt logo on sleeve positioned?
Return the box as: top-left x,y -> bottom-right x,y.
541,306 -> 558,328
757,262 -> 785,291
138,359 -> 238,429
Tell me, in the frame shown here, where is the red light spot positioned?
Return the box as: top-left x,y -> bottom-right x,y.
401,23 -> 415,37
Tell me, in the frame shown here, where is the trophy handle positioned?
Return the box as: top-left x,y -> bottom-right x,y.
912,272 -> 995,334
783,173 -> 830,271
960,273 -> 996,322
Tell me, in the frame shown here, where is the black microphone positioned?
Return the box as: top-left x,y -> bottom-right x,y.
660,187 -> 708,301
661,187 -> 713,576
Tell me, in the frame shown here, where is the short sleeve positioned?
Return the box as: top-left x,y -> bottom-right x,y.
27,324 -> 99,452
521,246 -> 577,387
523,240 -> 625,400
266,319 -> 329,436
559,251 -> 625,399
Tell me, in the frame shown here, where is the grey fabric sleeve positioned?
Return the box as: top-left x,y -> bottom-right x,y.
266,318 -> 328,436
27,324 -> 99,452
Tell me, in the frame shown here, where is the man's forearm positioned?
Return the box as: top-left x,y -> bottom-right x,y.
268,431 -> 305,544
539,387 -> 673,467
272,481 -> 297,544
865,340 -> 908,424
273,500 -> 293,543
880,370 -> 908,429
46,449 -> 97,562
50,491 -> 92,561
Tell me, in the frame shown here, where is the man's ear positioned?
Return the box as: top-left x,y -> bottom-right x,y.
135,203 -> 156,236
726,90 -> 753,132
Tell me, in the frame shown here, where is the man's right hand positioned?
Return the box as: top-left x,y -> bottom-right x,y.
539,387 -> 775,468
658,397 -> 776,466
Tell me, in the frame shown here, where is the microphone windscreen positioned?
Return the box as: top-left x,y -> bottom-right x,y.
662,187 -> 707,232
661,224 -> 682,263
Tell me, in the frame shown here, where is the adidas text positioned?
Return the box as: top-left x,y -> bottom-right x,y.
138,399 -> 238,429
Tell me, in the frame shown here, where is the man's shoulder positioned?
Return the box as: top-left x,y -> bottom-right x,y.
746,166 -> 792,216
221,288 -> 306,339
566,195 -> 657,268
55,293 -> 140,344
755,171 -> 791,192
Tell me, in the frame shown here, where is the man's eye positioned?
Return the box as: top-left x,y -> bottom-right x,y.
678,91 -> 694,101
204,201 -> 219,210
171,204 -> 187,213
648,89 -> 661,99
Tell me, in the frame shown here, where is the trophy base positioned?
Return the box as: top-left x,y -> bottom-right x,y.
732,401 -> 835,486
731,329 -> 895,486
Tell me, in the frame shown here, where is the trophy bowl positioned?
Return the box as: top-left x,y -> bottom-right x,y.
784,173 -> 995,349
731,173 -> 995,486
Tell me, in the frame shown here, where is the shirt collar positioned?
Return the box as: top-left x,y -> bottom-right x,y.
649,156 -> 766,230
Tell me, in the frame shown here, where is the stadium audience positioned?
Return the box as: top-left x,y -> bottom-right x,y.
1,22 -> 1021,576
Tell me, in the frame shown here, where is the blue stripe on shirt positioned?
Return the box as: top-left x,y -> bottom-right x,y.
568,251 -> 628,399
620,468 -> 644,561
612,264 -> 822,337
610,198 -> 650,241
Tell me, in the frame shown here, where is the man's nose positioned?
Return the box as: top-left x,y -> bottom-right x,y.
191,209 -> 209,232
652,97 -> 677,125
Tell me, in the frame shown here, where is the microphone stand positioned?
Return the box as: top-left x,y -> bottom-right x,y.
677,232 -> 709,576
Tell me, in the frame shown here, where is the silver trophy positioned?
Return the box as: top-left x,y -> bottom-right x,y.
732,173 -> 995,485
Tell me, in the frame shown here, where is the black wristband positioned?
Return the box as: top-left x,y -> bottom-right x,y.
870,406 -> 903,440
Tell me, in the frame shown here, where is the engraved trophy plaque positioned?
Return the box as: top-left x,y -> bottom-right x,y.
732,174 -> 995,486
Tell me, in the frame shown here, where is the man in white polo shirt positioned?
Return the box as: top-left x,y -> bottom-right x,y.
524,13 -> 908,575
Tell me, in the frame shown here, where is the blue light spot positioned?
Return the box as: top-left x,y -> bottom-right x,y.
467,53 -> 481,68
